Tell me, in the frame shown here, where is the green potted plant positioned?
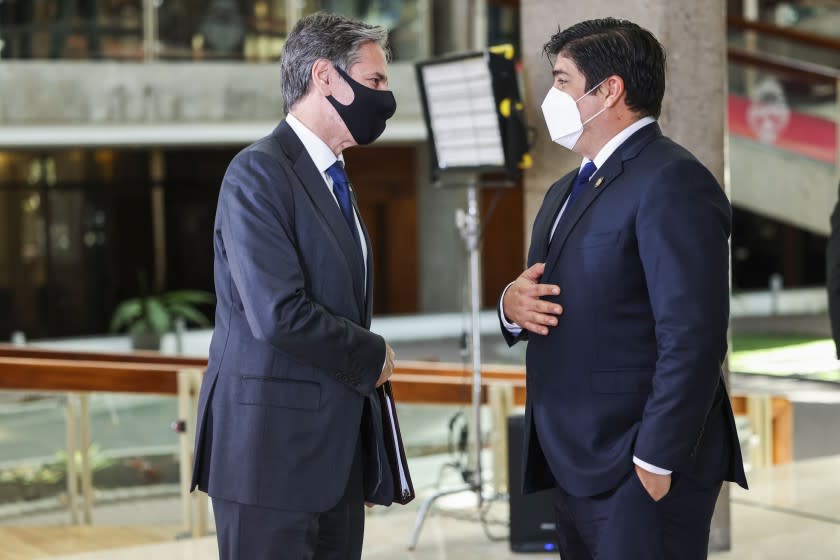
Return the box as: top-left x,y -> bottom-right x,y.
110,289 -> 215,350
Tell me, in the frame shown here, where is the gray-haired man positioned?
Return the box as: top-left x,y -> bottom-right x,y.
191,12 -> 397,559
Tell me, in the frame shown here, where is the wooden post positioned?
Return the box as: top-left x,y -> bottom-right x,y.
177,369 -> 193,534
79,393 -> 93,524
178,368 -> 208,537
488,383 -> 515,495
64,394 -> 79,525
748,395 -> 774,468
187,369 -> 209,538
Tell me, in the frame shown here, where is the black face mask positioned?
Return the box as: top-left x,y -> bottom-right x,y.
327,66 -> 397,145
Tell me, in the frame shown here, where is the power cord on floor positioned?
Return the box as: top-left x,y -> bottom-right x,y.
431,493 -> 510,542
479,494 -> 511,542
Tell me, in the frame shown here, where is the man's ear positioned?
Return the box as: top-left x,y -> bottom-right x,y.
311,58 -> 335,96
602,75 -> 626,109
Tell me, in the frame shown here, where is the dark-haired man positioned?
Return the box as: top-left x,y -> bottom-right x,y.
191,12 -> 398,560
499,18 -> 747,559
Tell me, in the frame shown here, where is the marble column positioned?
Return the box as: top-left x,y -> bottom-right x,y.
519,0 -> 731,551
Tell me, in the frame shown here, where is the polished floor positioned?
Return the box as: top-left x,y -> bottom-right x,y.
23,454 -> 840,560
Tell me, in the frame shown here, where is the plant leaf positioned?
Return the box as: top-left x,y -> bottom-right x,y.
109,299 -> 142,332
145,297 -> 171,333
161,290 -> 215,305
167,302 -> 211,327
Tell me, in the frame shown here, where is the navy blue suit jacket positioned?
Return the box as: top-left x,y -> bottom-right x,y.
501,123 -> 748,497
191,121 -> 388,512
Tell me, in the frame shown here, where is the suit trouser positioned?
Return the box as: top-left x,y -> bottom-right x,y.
553,471 -> 722,560
211,436 -> 365,560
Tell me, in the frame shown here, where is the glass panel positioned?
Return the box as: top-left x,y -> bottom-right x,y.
0,1 -> 428,61
0,391 -> 181,519
0,392 -> 67,511
728,27 -> 840,70
85,393 -> 180,492
157,0 -> 289,61
0,153 -> 42,339
756,0 -> 840,43
302,0 -> 427,60
0,0 -> 144,60
487,0 -> 519,49
0,384 -> 500,523
0,150 -> 154,339
727,58 -> 837,293
13,188 -> 49,338
727,62 -> 837,165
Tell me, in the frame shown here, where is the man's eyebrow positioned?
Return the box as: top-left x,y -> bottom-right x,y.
369,72 -> 387,81
552,69 -> 568,77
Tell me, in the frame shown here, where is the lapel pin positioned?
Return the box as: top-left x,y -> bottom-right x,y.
594,177 -> 604,188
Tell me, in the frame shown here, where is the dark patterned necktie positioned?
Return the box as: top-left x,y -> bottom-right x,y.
325,161 -> 362,252
567,161 -> 598,209
548,161 -> 598,247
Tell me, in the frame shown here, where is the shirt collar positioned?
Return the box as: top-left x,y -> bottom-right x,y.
286,113 -> 344,176
581,115 -> 656,172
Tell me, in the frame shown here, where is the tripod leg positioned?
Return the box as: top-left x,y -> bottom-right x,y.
407,485 -> 472,550
434,462 -> 461,491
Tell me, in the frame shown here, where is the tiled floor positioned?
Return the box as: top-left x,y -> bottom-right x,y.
38,455 -> 840,560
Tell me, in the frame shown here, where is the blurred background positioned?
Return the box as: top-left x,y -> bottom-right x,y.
0,0 -> 839,558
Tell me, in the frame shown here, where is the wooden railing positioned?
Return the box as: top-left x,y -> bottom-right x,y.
0,348 -> 525,403
0,346 -> 208,534
731,394 -> 793,466
0,345 -> 789,535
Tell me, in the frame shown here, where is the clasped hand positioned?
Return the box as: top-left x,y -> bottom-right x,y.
376,343 -> 395,388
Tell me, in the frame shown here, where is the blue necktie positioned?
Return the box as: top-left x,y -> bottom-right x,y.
567,161 -> 598,208
325,161 -> 363,252
548,161 -> 597,248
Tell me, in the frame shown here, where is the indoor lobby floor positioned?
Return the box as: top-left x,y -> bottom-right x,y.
29,454 -> 840,560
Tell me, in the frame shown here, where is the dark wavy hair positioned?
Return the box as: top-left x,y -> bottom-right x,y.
543,18 -> 666,119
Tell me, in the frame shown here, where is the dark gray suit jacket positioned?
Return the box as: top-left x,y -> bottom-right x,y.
191,121 -> 387,512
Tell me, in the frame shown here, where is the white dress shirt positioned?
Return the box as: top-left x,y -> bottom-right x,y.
286,113 -> 368,284
500,116 -> 670,475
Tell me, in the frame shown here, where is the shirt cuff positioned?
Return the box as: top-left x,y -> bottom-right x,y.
499,282 -> 523,336
633,456 -> 672,475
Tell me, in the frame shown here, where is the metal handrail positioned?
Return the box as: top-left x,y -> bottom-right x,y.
728,16 -> 840,52
728,46 -> 840,84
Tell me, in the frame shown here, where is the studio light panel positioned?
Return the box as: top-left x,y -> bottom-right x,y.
419,55 -> 506,170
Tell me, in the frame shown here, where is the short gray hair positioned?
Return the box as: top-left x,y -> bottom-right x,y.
280,12 -> 390,113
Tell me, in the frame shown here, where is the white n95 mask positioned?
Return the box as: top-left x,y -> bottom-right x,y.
541,79 -> 607,150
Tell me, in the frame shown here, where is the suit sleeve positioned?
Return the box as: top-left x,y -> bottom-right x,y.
633,159 -> 731,471
219,151 -> 385,395
498,283 -> 528,346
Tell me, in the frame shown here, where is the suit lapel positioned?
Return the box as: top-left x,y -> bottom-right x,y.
543,123 -> 662,279
531,173 -> 576,264
273,122 -> 366,310
350,188 -> 374,326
